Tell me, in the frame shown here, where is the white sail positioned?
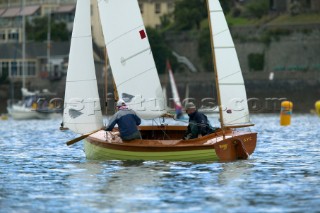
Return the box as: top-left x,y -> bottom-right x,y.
63,0 -> 103,134
208,0 -> 252,127
97,0 -> 167,119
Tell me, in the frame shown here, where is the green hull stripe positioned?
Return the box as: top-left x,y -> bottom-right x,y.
84,141 -> 219,162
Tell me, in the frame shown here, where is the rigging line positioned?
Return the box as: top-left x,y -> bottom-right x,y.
106,25 -> 144,46
121,47 -> 150,64
218,70 -> 241,81
151,118 -> 171,140
117,66 -> 155,88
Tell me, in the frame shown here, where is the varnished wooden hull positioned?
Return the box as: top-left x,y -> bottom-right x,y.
85,126 -> 257,162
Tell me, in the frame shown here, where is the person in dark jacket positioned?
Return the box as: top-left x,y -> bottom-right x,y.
105,99 -> 142,141
183,102 -> 214,140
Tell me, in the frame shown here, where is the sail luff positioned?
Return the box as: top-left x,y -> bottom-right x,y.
206,0 -> 225,128
207,0 -> 252,128
63,0 -> 103,134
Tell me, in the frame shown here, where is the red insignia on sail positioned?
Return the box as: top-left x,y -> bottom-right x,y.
139,30 -> 146,39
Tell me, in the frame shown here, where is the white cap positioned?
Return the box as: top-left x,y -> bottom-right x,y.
116,99 -> 126,107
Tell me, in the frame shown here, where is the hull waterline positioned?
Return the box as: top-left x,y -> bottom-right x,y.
83,126 -> 257,162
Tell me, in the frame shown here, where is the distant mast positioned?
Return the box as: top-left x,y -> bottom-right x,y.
167,60 -> 182,117
47,7 -> 51,76
21,0 -> 26,89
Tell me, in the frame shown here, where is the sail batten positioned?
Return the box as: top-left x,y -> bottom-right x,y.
63,0 -> 103,134
98,0 -> 167,119
208,0 -> 251,127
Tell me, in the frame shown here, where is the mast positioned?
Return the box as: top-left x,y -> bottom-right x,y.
104,47 -> 108,108
206,0 -> 224,128
21,0 -> 26,89
47,8 -> 51,76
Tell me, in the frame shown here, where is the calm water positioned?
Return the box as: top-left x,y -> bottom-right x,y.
0,114 -> 319,213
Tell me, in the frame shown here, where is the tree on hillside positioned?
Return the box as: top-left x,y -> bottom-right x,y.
26,16 -> 70,41
245,0 -> 269,19
173,0 -> 207,30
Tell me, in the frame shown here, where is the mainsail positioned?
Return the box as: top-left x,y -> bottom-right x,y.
208,0 -> 252,127
63,0 -> 103,134
97,0 -> 167,119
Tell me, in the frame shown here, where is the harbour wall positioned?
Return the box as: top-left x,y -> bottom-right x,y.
1,70 -> 319,114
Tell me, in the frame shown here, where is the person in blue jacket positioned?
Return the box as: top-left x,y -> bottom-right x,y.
183,102 -> 215,140
104,99 -> 142,141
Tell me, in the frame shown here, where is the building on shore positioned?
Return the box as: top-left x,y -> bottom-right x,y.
0,0 -> 177,81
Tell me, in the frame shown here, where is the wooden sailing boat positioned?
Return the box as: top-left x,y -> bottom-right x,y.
63,0 -> 257,161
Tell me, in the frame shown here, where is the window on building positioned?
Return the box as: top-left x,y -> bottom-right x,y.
139,3 -> 143,14
0,62 -> 9,80
155,3 -> 161,14
18,61 -> 23,76
11,61 -> 17,76
8,32 -> 19,41
27,61 -> 36,76
0,31 -> 5,41
9,61 -> 36,77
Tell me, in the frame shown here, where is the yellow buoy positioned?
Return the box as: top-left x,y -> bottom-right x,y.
315,100 -> 320,116
280,101 -> 293,126
1,114 -> 8,120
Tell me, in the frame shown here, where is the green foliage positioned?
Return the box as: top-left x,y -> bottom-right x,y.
260,28 -> 292,45
26,16 -> 70,41
289,1 -> 301,16
160,14 -> 172,30
248,53 -> 264,71
146,27 -> 177,74
173,0 -> 207,30
245,0 -> 269,19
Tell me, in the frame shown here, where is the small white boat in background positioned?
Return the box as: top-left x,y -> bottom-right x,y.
7,88 -> 61,120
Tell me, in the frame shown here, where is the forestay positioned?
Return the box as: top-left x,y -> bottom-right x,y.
97,0 -> 167,119
208,0 -> 252,127
63,0 -> 103,134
